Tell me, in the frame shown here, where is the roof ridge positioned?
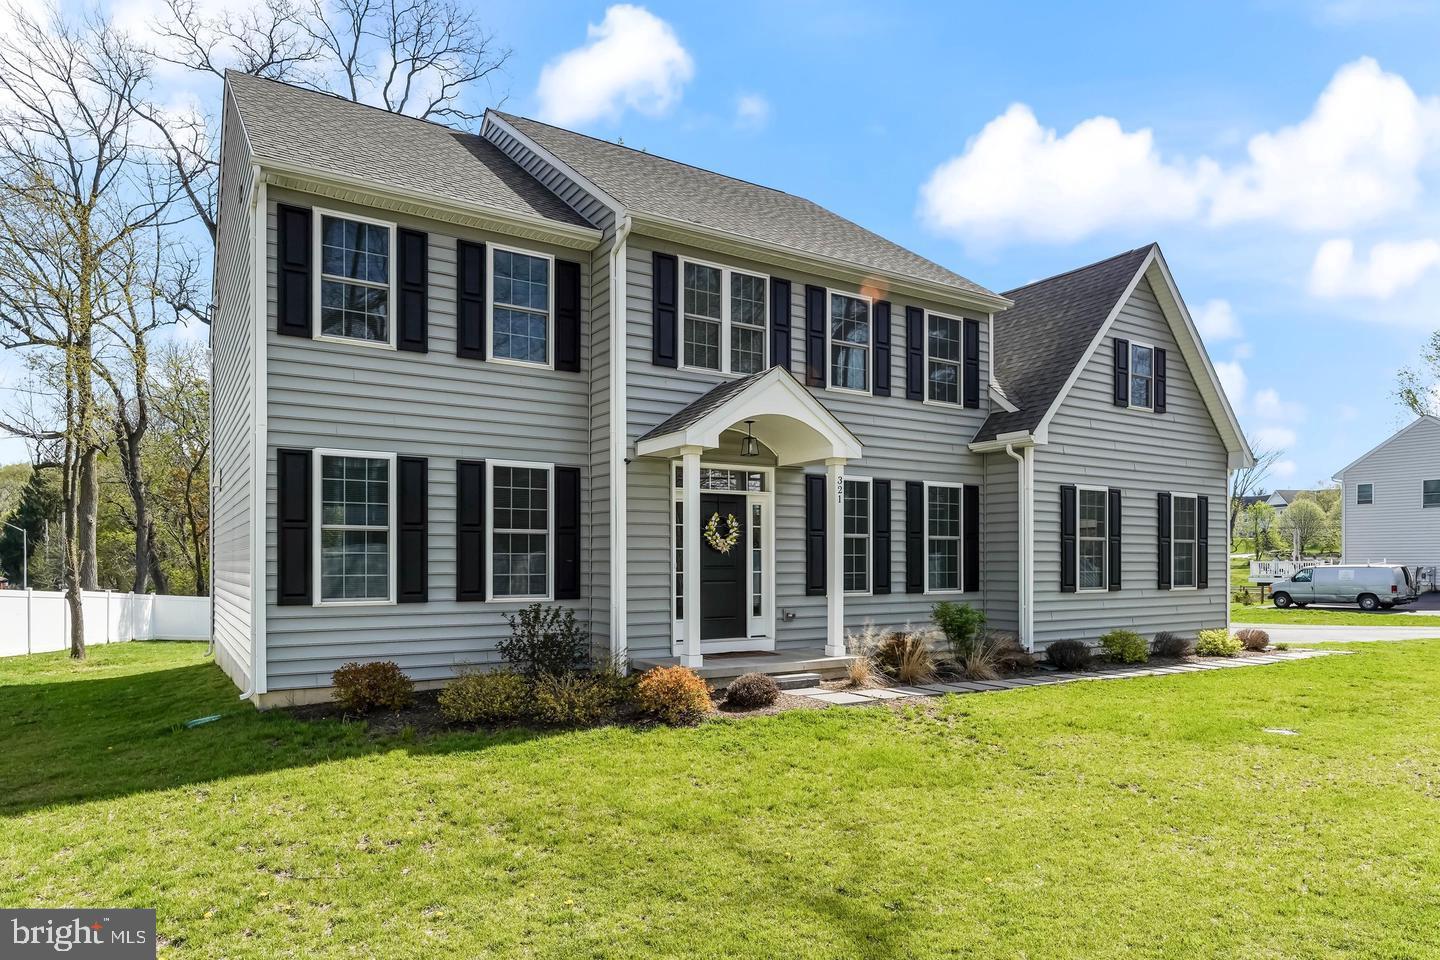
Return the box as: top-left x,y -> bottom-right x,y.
1001,243 -> 1155,299
226,70 -> 483,136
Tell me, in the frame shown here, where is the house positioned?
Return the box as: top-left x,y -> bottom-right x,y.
211,73 -> 1252,706
1332,416 -> 1440,573
1265,490 -> 1310,509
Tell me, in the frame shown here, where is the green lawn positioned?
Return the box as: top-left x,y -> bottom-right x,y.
7,642 -> 1440,958
1233,603 -> 1440,625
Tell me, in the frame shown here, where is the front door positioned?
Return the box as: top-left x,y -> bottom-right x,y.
699,493 -> 748,640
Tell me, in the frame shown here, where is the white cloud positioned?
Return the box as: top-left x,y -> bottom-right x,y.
535,5 -> 693,127
1194,298 -> 1241,341
1254,425 -> 1299,451
1253,387 -> 1306,422
1215,360 -> 1247,408
1308,237 -> 1440,299
1273,459 -> 1299,480
734,93 -> 771,131
1231,341 -> 1254,360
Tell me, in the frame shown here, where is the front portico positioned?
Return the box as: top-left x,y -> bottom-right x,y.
635,367 -> 863,668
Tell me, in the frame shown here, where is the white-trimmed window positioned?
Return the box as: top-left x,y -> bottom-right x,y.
829,291 -> 871,392
927,313 -> 962,405
316,450 -> 395,604
926,482 -> 962,592
1172,493 -> 1198,588
491,245 -> 553,366
488,461 -> 553,600
1078,487 -> 1108,591
316,211 -> 395,347
681,258 -> 768,375
843,477 -> 871,595
1424,480 -> 1440,508
1129,341 -> 1155,410
1357,483 -> 1374,505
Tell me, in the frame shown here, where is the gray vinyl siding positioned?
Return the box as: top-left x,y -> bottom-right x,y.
482,121 -> 616,233
1338,417 -> 1440,570
1031,277 -> 1228,647
982,452 -> 1019,633
262,187 -> 595,691
210,89 -> 256,691
623,233 -> 995,660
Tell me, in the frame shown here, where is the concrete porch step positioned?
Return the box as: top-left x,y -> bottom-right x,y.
771,672 -> 822,690
630,648 -> 856,687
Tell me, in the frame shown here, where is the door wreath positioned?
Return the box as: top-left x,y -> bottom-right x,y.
704,512 -> 741,555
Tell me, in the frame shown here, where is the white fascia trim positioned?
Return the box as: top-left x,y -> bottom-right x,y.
249,170 -> 268,698
1331,415 -> 1440,480
988,382 -> 1020,413
482,112 -> 630,221
967,432 -> 1037,454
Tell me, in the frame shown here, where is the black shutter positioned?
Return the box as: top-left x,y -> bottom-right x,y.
1113,338 -> 1130,407
905,306 -> 925,401
905,481 -> 924,594
1060,484 -> 1077,593
396,228 -> 428,352
555,466 -> 582,599
963,317 -> 980,408
555,259 -> 582,372
652,251 -> 678,368
276,449 -> 312,605
872,479 -> 891,595
770,277 -> 791,370
456,240 -> 486,360
1154,347 -> 1168,414
805,285 -> 826,387
456,460 -> 486,601
1157,492 -> 1172,590
276,205 -> 312,338
804,473 -> 827,596
963,484 -> 979,593
873,300 -> 892,397
1108,487 -> 1122,592
397,456 -> 428,602
1197,495 -> 1209,589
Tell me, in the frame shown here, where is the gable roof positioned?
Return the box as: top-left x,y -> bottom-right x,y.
1332,415 -> 1440,479
490,111 -> 999,303
974,245 -> 1155,442
224,72 -> 592,231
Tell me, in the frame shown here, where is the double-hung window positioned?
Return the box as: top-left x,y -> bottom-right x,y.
1357,483 -> 1374,505
317,212 -> 395,346
926,483 -> 962,592
489,462 -> 552,600
1425,480 -> 1440,508
1129,342 -> 1155,410
491,246 -> 552,366
681,259 -> 768,374
1172,493 -> 1198,588
1078,488 -> 1108,591
927,312 -> 962,405
829,292 -> 871,392
843,477 -> 871,595
317,451 -> 394,603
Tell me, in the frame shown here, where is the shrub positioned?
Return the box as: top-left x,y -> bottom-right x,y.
958,631 -> 1031,680
725,672 -> 780,709
1099,629 -> 1149,664
635,666 -> 712,725
1232,586 -> 1254,605
438,670 -> 529,724
1046,639 -> 1091,671
1195,628 -> 1241,657
1236,627 -> 1270,652
875,630 -> 937,684
1275,642 -> 1291,651
845,621 -> 883,687
1151,631 -> 1193,658
331,660 -> 414,713
932,601 -> 986,661
499,603 -> 590,677
531,671 -> 618,726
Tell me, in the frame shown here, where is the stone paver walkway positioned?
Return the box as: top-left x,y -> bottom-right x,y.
787,648 -> 1339,704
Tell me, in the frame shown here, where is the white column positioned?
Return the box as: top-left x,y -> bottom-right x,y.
825,458 -> 846,657
681,447 -> 703,668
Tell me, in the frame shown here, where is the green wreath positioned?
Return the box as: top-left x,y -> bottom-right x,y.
704,511 -> 741,555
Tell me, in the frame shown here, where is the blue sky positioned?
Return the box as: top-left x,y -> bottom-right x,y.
7,0 -> 1440,490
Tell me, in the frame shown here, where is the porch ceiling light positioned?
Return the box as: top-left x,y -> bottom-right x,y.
741,419 -> 760,458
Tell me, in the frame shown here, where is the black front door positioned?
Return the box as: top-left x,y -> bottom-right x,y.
700,493 -> 748,641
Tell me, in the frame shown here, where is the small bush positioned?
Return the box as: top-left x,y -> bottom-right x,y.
1236,627 -> 1270,652
1195,628 -> 1241,657
1275,642 -> 1291,651
1232,586 -> 1254,605
875,630 -> 937,684
958,631 -> 1032,680
1099,629 -> 1149,664
725,672 -> 780,709
1046,639 -> 1091,671
635,666 -> 712,725
1151,631 -> 1193,658
845,621 -> 883,687
932,601 -> 986,661
331,660 -> 414,713
531,671 -> 618,726
438,670 -> 529,724
498,603 -> 590,677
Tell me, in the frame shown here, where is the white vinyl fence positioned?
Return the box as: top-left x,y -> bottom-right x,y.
0,590 -> 209,658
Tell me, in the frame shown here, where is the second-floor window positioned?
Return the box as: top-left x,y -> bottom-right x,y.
682,259 -> 768,375
1129,342 -> 1154,410
491,246 -> 552,366
927,313 -> 962,405
318,213 -> 394,347
1357,483 -> 1374,505
1425,480 -> 1440,508
830,292 -> 871,392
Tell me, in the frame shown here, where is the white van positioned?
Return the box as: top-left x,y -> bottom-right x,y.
1270,564 -> 1418,611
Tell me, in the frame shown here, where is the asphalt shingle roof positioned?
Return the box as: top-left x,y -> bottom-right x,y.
637,369 -> 773,442
974,245 -> 1155,443
494,112 -> 997,300
225,73 -> 592,230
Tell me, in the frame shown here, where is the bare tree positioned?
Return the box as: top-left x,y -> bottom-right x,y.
1229,433 -> 1284,539
148,342 -> 210,595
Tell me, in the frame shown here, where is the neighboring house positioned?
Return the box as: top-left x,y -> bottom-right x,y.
1266,489 -> 1308,509
1333,416 -> 1440,570
211,73 -> 1252,706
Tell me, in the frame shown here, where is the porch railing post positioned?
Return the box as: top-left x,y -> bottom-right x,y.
825,458 -> 847,657
680,446 -> 704,668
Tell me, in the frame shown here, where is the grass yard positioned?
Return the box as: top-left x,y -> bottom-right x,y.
7,642 -> 1440,958
1233,603 -> 1440,626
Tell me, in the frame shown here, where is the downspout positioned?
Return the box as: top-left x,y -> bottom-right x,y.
241,165 -> 268,701
609,215 -> 633,667
1005,442 -> 1033,651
